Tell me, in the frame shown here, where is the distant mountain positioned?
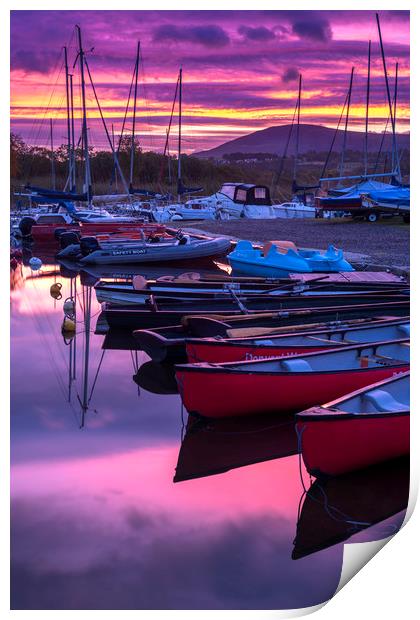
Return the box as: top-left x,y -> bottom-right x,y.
195,124 -> 410,159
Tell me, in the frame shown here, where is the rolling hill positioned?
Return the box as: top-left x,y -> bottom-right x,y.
195,124 -> 410,159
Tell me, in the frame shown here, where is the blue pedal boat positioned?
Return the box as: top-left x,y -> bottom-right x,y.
228,240 -> 354,278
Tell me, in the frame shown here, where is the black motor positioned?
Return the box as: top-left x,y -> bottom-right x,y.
54,227 -> 69,240
59,231 -> 81,249
80,236 -> 100,256
18,216 -> 36,237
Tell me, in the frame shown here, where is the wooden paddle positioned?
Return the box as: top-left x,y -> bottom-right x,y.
225,316 -> 376,338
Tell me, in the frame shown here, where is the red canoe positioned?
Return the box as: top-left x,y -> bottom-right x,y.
185,318 -> 409,363
296,371 -> 409,477
175,339 -> 409,419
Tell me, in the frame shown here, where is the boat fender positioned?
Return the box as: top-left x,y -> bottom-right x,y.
50,282 -> 63,300
133,275 -> 147,290
29,257 -> 42,270
61,317 -> 76,334
63,297 -> 76,318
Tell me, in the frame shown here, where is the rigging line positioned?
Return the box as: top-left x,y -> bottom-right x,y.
319,88 -> 350,180
160,75 -> 179,183
24,47 -> 65,147
117,63 -> 137,153
84,57 -> 129,194
23,54 -> 66,182
373,111 -> 392,173
24,282 -> 71,404
338,67 -> 355,180
273,95 -> 299,187
293,73 -> 302,183
138,41 -> 156,150
87,349 -> 106,404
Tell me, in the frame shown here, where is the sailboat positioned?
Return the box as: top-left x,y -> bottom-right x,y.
316,15 -> 409,222
151,69 -> 215,222
272,74 -> 318,219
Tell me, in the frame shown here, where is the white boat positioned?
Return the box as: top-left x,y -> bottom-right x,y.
201,183 -> 276,219
172,198 -> 216,220
273,201 -> 316,219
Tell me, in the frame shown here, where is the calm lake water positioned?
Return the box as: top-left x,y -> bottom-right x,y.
10,256 -> 408,610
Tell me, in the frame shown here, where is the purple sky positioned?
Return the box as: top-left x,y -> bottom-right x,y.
10,10 -> 410,153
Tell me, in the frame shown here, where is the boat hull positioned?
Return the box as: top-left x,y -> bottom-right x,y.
296,412 -> 409,477
80,237 -> 231,265
175,364 -> 409,419
106,298 -> 409,331
186,341 -> 331,363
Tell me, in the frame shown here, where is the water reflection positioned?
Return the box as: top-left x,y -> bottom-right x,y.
10,255 -> 409,610
293,457 -> 409,560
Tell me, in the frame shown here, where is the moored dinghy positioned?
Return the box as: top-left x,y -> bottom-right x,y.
94,274 -> 409,305
296,371 -> 410,477
228,240 -> 354,278
175,339 -> 409,419
185,318 -> 410,363
132,305 -> 410,362
79,234 -> 231,265
104,294 -> 408,331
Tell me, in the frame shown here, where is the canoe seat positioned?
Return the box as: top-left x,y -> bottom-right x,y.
263,240 -> 298,257
255,339 -> 274,346
281,358 -> 312,372
364,389 -> 407,412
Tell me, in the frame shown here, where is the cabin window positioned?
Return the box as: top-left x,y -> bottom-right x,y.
255,188 -> 267,199
236,189 -> 247,202
220,185 -> 236,200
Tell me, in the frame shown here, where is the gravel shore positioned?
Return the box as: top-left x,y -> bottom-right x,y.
187,218 -> 409,269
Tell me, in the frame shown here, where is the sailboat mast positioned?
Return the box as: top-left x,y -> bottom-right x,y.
50,118 -> 56,190
76,24 -> 92,205
364,41 -> 371,177
339,67 -> 354,178
130,41 -> 140,189
64,46 -> 72,190
376,12 -> 401,181
69,73 -> 76,191
177,67 -> 182,202
293,73 -> 302,184
112,123 -> 118,191
392,62 -> 399,173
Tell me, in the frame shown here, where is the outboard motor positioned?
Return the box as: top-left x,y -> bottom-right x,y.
80,236 -> 100,257
59,231 -> 81,249
18,216 -> 36,237
54,227 -> 69,240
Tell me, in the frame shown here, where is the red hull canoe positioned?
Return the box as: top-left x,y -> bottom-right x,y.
186,341 -> 328,363
296,372 -> 410,477
176,339 -> 409,419
185,319 -> 410,364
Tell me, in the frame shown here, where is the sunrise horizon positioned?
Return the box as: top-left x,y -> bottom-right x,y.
11,10 -> 410,154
